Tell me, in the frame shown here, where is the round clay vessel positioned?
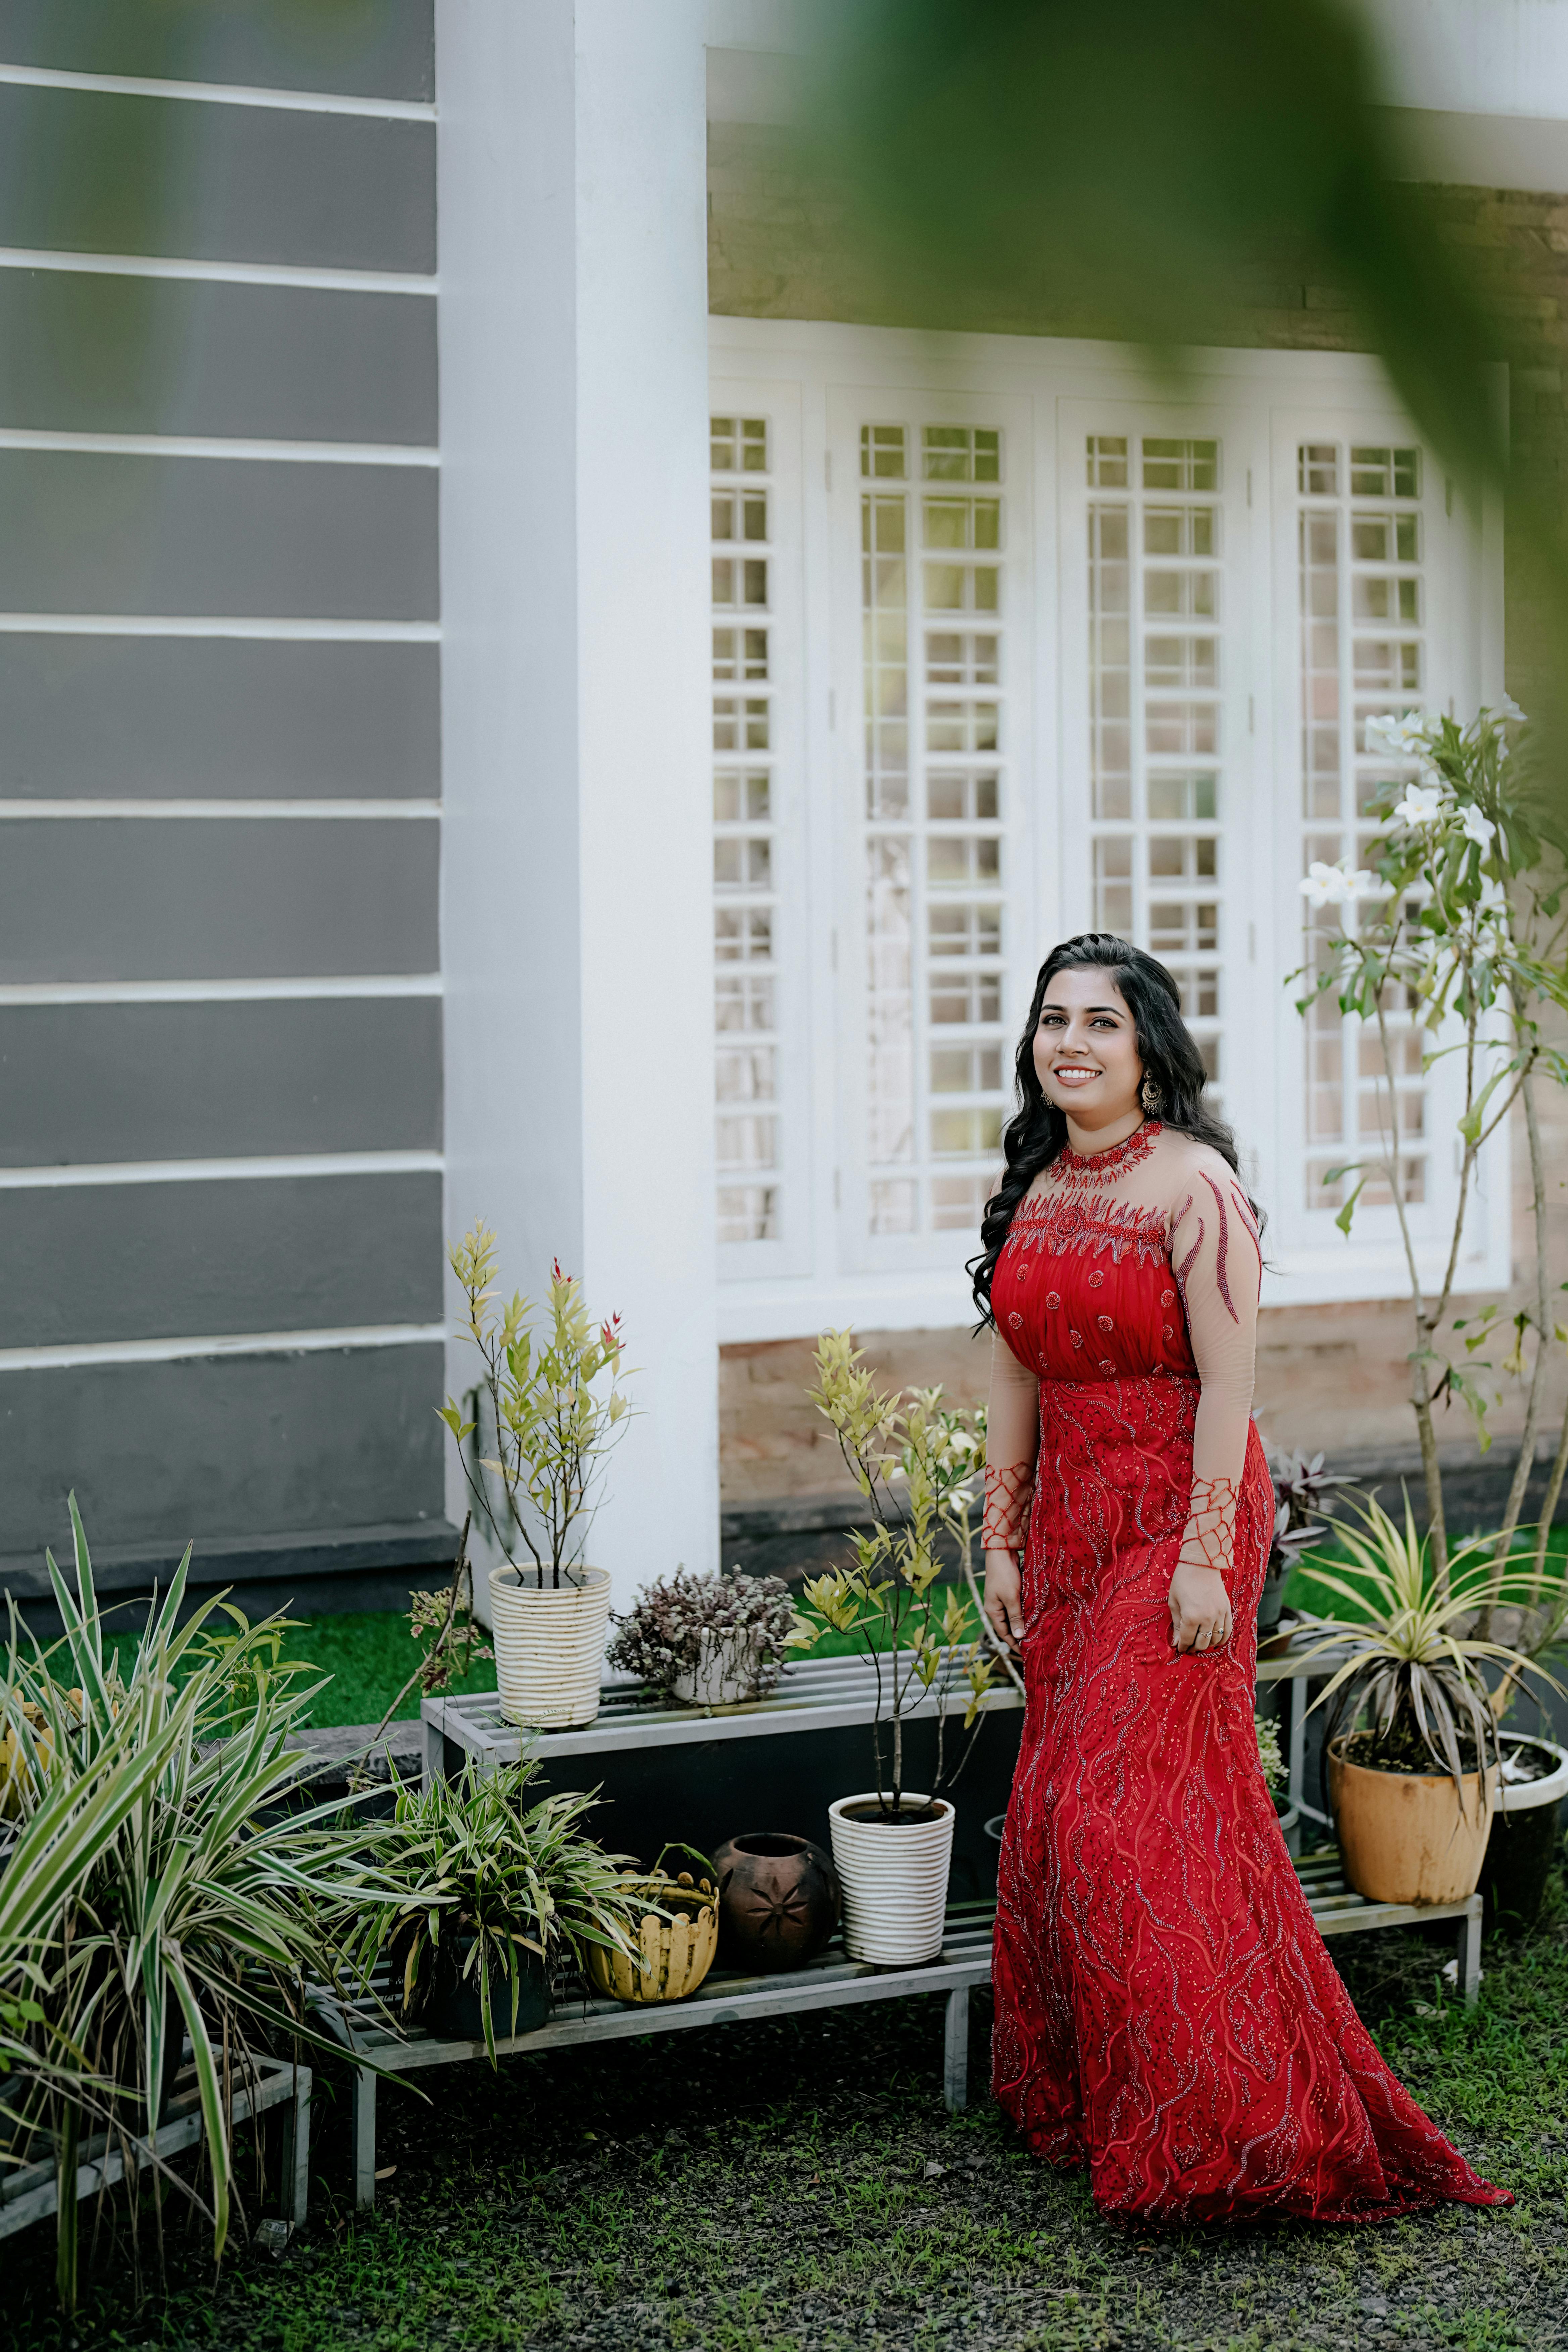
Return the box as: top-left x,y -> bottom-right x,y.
713,1831 -> 842,1971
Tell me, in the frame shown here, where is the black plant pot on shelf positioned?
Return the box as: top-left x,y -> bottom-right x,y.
1479,1737 -> 1568,1936
427,1931 -> 550,2043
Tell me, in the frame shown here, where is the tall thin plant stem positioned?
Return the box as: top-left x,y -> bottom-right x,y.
1489,1061 -> 1551,1624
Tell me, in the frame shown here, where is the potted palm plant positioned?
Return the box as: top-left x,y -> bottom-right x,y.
348,1759 -> 641,2060
1295,1492 -> 1563,1904
787,1333 -> 998,1965
440,1224 -> 633,1728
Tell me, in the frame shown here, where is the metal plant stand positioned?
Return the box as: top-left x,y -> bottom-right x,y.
0,2051 -> 312,2242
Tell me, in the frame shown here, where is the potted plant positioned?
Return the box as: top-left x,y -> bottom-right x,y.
1295,1492 -> 1563,1904
350,1758 -> 641,2060
1261,1444 -> 1347,1650
1478,1575 -> 1568,1933
2,1497 -> 386,2310
787,1333 -> 999,1965
440,1224 -> 633,1728
606,1566 -> 796,1707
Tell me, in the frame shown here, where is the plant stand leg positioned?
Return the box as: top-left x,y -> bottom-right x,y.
420,1712 -> 446,1790
943,1987 -> 970,2112
1460,1897 -> 1482,2011
280,2067 -> 311,2229
353,2067 -> 378,2210
1286,1672 -> 1306,1820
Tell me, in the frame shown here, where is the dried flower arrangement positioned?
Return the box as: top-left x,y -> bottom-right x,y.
607,1567 -> 796,1707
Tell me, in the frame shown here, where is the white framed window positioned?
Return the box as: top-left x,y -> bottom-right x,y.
708,323 -> 1507,1341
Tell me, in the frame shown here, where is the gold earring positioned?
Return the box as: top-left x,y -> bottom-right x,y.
1140,1075 -> 1164,1116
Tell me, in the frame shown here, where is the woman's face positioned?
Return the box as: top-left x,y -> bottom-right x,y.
1032,966 -> 1143,1127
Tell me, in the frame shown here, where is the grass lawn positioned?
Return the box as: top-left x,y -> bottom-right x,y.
11,1862 -> 1566,2349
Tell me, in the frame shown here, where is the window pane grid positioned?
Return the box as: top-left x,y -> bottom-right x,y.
1295,439 -> 1428,1212
713,414 -> 782,1246
862,421 -> 1011,1236
1086,435 -> 1224,1080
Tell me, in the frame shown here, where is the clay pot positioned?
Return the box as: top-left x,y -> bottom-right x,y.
713,1832 -> 841,1971
1328,1735 -> 1498,1905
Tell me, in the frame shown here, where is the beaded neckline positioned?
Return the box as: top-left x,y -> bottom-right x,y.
1052,1119 -> 1162,1187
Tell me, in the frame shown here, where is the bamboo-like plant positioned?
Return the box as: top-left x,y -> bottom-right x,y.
440,1224 -> 634,1589
2,1499 -> 389,2307
1293,1491 -> 1564,1808
1292,702 -> 1568,1603
345,1760 -> 641,2065
786,1332 -> 1000,1816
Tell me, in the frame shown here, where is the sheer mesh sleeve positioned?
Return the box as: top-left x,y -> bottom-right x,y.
1169,1157 -> 1264,1578
985,1327 -> 1040,1552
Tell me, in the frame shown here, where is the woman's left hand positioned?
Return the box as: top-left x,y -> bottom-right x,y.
1168,1560 -> 1233,1653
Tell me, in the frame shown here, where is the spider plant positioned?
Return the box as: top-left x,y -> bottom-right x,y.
1293,1490 -> 1565,1810
3,1498 -> 391,2309
346,1758 -> 643,2064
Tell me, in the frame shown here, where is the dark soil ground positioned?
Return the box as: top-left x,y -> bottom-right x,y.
10,1872 -> 1566,2352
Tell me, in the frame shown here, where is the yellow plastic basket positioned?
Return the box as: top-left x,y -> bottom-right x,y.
586,1869 -> 719,2005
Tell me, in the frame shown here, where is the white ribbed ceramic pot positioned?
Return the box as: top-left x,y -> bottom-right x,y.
489,1565 -> 610,1729
828,1793 -> 955,1965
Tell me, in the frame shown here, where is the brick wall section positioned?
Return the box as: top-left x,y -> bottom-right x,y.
709,130 -> 1568,1505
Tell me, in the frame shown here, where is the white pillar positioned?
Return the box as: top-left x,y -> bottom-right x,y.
437,0 -> 718,1613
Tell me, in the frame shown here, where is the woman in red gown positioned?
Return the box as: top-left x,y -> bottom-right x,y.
977,933 -> 1509,2225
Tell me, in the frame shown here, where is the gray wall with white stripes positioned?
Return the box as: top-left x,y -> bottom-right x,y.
0,0 -> 452,1602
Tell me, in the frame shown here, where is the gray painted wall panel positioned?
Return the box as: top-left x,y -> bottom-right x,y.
0,87 -> 435,274
0,1172 -> 442,1346
0,997 -> 442,1166
0,273 -> 437,444
0,820 -> 439,980
0,452 -> 438,618
0,1343 -> 445,1556
0,637 -> 439,799
0,0 -> 434,101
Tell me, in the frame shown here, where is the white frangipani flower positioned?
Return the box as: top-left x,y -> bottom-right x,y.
1364,711 -> 1430,758
1459,804 -> 1497,850
1300,860 -> 1375,909
1392,781 -> 1446,830
1497,692 -> 1527,725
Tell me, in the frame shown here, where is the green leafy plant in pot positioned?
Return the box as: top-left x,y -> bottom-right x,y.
347,1758 -> 642,2061
787,1333 -> 1005,1966
441,1224 -> 634,1730
607,1566 -> 795,1707
1,1499 -> 386,2313
1294,1491 -> 1563,1906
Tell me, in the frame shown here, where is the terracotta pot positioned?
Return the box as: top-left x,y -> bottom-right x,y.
489,1563 -> 609,1728
713,1832 -> 841,1971
828,1792 -> 955,1966
1328,1735 -> 1498,1905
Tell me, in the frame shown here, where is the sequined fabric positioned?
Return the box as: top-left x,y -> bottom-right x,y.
988,1193 -> 1511,2224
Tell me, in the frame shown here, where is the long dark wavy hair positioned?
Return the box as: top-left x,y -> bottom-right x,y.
969,933 -> 1255,1326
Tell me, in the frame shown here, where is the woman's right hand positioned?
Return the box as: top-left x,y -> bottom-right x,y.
983,1548 -> 1024,1655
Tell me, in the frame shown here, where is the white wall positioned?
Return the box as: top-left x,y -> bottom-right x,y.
437,0 -> 718,1612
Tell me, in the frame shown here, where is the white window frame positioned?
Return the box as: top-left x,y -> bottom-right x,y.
708,319 -> 1508,1343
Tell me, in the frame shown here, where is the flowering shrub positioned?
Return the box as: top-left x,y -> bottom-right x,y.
607,1567 -> 796,1696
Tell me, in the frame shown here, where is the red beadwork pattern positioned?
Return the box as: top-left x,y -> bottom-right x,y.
987,1202 -> 1510,2224
1051,1119 -> 1163,1190
1006,1191 -> 1171,1268
982,1459 -> 1036,1553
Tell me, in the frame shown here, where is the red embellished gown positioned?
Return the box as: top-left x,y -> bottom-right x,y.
983,1120 -> 1509,2224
